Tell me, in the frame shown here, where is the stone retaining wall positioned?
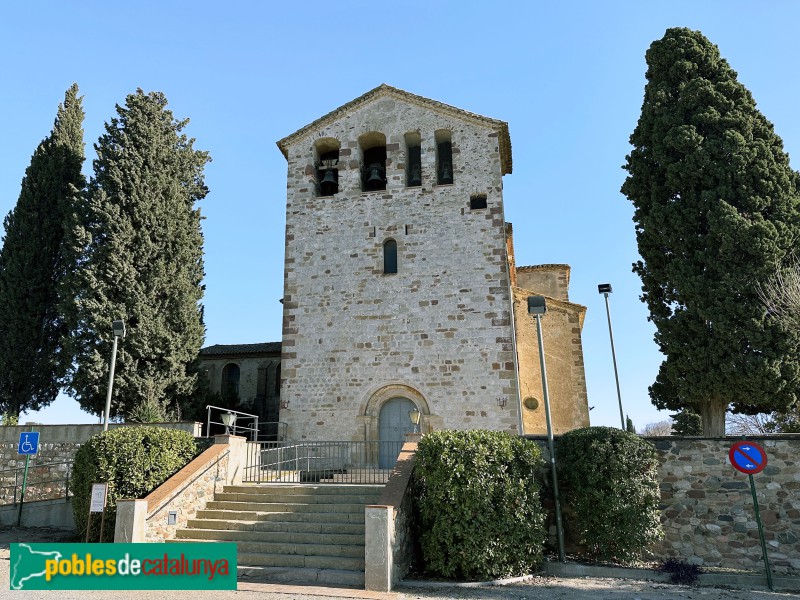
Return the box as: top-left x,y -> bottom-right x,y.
144,445 -> 230,542
0,423 -> 202,505
533,434 -> 800,574
648,436 -> 800,574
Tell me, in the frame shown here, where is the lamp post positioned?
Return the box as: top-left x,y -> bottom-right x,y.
527,295 -> 565,562
598,284 -> 626,430
408,407 -> 421,434
102,319 -> 126,432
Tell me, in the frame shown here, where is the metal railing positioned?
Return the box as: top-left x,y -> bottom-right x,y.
244,440 -> 404,484
205,405 -> 259,440
0,460 -> 74,506
255,421 -> 288,442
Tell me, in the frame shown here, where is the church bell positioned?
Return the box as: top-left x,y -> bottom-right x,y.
320,169 -> 337,195
408,164 -> 422,187
367,163 -> 384,184
439,161 -> 453,185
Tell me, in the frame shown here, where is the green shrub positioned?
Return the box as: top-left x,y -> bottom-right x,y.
558,426 -> 663,563
71,426 -> 198,542
413,430 -> 545,580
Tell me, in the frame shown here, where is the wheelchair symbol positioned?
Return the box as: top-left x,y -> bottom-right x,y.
18,432 -> 39,455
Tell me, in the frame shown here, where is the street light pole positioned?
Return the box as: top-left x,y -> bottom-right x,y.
102,320 -> 126,432
528,295 -> 566,562
598,284 -> 625,430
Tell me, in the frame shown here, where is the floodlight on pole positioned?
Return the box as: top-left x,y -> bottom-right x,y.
102,319 -> 126,432
527,295 -> 566,562
598,284 -> 626,430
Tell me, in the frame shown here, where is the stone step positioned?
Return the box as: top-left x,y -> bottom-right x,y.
175,527 -> 364,546
237,551 -> 365,571
195,509 -> 365,523
224,483 -> 383,493
185,518 -> 365,536
204,500 -> 366,514
214,492 -> 379,505
167,538 -> 364,559
237,565 -> 364,588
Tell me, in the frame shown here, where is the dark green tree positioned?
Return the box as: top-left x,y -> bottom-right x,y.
64,90 -> 209,418
0,84 -> 85,418
670,410 -> 702,436
622,28 -> 800,436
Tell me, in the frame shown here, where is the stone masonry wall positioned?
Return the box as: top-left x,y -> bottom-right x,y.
649,436 -> 800,574
145,449 -> 229,542
514,291 -> 589,435
0,442 -> 75,504
0,423 -> 202,505
535,435 -> 800,574
280,95 -> 520,440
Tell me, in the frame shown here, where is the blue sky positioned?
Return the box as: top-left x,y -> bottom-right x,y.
2,2 -> 799,430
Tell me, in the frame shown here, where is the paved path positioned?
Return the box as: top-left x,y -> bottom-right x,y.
0,527 -> 795,599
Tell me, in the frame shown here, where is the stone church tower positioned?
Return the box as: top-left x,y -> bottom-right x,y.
274,84 -> 589,444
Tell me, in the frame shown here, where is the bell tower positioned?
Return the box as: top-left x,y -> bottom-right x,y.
276,85 -> 520,441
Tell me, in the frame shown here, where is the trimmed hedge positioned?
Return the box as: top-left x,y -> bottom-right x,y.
558,426 -> 662,563
413,430 -> 545,580
71,426 -> 198,542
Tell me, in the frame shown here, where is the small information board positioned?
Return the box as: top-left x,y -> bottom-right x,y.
17,432 -> 39,455
90,483 -> 108,513
728,440 -> 768,474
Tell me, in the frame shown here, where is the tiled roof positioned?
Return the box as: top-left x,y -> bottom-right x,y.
200,342 -> 281,357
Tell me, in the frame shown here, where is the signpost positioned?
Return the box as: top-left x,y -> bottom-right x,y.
728,440 -> 772,590
16,431 -> 39,527
86,483 -> 109,542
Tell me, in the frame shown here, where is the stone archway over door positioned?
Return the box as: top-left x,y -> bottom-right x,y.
378,397 -> 415,468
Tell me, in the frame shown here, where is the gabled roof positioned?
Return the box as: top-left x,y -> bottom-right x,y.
276,84 -> 512,175
200,342 -> 281,357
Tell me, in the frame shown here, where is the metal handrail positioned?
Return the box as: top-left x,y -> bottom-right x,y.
205,404 -> 259,441
244,440 -> 403,484
0,459 -> 74,506
255,421 -> 288,442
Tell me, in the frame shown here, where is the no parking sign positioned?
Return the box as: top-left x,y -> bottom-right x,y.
728,439 -> 772,590
728,440 -> 767,474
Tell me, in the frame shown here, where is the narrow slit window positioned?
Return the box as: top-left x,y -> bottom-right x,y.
384,239 -> 398,274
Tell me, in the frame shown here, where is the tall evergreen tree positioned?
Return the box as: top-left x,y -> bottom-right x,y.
0,84 -> 85,418
621,28 -> 800,436
64,90 -> 209,418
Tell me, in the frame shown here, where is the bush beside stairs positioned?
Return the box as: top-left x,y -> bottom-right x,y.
167,483 -> 384,587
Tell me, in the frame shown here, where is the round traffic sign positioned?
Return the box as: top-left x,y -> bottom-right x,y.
729,441 -> 768,475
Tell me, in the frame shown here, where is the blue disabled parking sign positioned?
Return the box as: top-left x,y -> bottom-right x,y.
17,431 -> 39,455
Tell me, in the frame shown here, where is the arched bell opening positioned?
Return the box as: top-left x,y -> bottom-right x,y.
314,138 -> 340,197
359,131 -> 387,192
435,129 -> 453,185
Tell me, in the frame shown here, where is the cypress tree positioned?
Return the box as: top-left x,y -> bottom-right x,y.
621,28 -> 800,436
0,84 -> 85,418
64,89 -> 209,418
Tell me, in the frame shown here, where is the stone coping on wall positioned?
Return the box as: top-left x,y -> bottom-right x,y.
374,441 -> 418,509
143,443 -> 229,515
0,422 -> 202,444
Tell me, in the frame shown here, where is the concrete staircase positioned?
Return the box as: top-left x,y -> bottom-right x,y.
169,483 -> 383,587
